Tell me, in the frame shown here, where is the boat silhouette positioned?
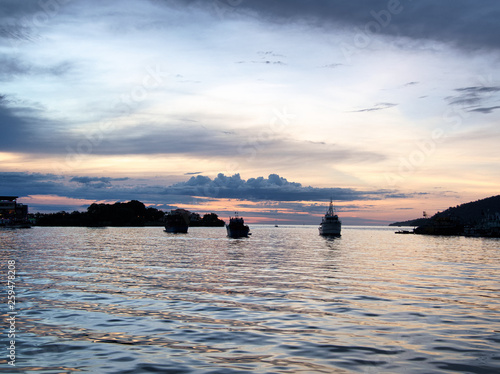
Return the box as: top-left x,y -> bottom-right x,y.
226,213 -> 250,238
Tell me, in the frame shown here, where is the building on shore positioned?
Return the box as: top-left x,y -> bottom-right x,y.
0,196 -> 30,227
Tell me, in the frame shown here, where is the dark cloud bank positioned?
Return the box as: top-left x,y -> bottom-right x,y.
168,173 -> 402,202
1,172 -> 424,224
217,0 -> 500,51
5,0 -> 497,51
1,171 -> 413,208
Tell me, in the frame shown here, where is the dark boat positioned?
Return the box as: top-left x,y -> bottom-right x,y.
319,199 -> 341,236
226,214 -> 250,238
164,209 -> 190,233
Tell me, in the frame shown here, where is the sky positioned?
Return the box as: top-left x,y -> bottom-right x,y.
1,0 -> 499,225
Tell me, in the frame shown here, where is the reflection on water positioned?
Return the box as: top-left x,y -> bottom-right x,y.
1,226 -> 499,373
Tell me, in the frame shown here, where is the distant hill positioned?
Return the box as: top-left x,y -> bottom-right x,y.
389,218 -> 429,227
390,195 -> 500,227
432,195 -> 500,224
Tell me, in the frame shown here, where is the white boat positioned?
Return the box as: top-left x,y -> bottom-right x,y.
319,200 -> 341,236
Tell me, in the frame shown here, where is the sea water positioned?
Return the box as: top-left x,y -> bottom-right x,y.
1,225 -> 499,373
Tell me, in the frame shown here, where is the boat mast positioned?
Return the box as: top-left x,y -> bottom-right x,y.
327,198 -> 335,216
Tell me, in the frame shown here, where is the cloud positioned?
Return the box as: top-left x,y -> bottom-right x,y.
469,106 -> 500,114
1,171 -> 414,207
0,56 -> 74,81
446,86 -> 500,113
166,173 -> 409,202
0,95 -> 385,166
319,63 -> 343,69
69,176 -> 130,189
0,172 -> 66,197
455,86 -> 500,94
0,172 -> 173,205
0,96 -> 233,157
0,0 -> 67,47
0,57 -> 34,79
351,102 -> 398,113
0,0 -> 44,18
95,124 -> 386,168
3,171 -> 426,224
208,0 -> 500,51
0,96 -> 68,153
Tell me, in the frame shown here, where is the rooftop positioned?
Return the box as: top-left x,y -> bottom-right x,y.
0,196 -> 19,201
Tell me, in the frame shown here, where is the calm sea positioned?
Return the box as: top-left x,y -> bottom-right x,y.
1,226 -> 499,373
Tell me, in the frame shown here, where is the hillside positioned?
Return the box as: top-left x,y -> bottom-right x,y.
389,218 -> 429,227
391,195 -> 500,226
433,195 -> 500,224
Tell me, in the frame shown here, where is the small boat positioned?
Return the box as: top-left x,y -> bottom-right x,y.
319,199 -> 341,236
226,214 -> 250,238
395,230 -> 414,234
164,209 -> 190,233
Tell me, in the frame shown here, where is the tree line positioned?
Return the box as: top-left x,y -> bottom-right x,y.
34,200 -> 225,227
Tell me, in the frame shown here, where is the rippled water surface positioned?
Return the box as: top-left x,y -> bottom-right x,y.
1,226 -> 500,373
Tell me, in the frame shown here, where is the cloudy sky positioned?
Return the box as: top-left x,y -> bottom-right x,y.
1,0 -> 499,224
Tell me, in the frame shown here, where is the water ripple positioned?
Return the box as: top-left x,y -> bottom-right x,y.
1,226 -> 499,373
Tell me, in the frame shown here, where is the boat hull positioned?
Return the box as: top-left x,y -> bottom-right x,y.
226,224 -> 249,238
319,223 -> 341,236
164,211 -> 189,233
164,225 -> 188,234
